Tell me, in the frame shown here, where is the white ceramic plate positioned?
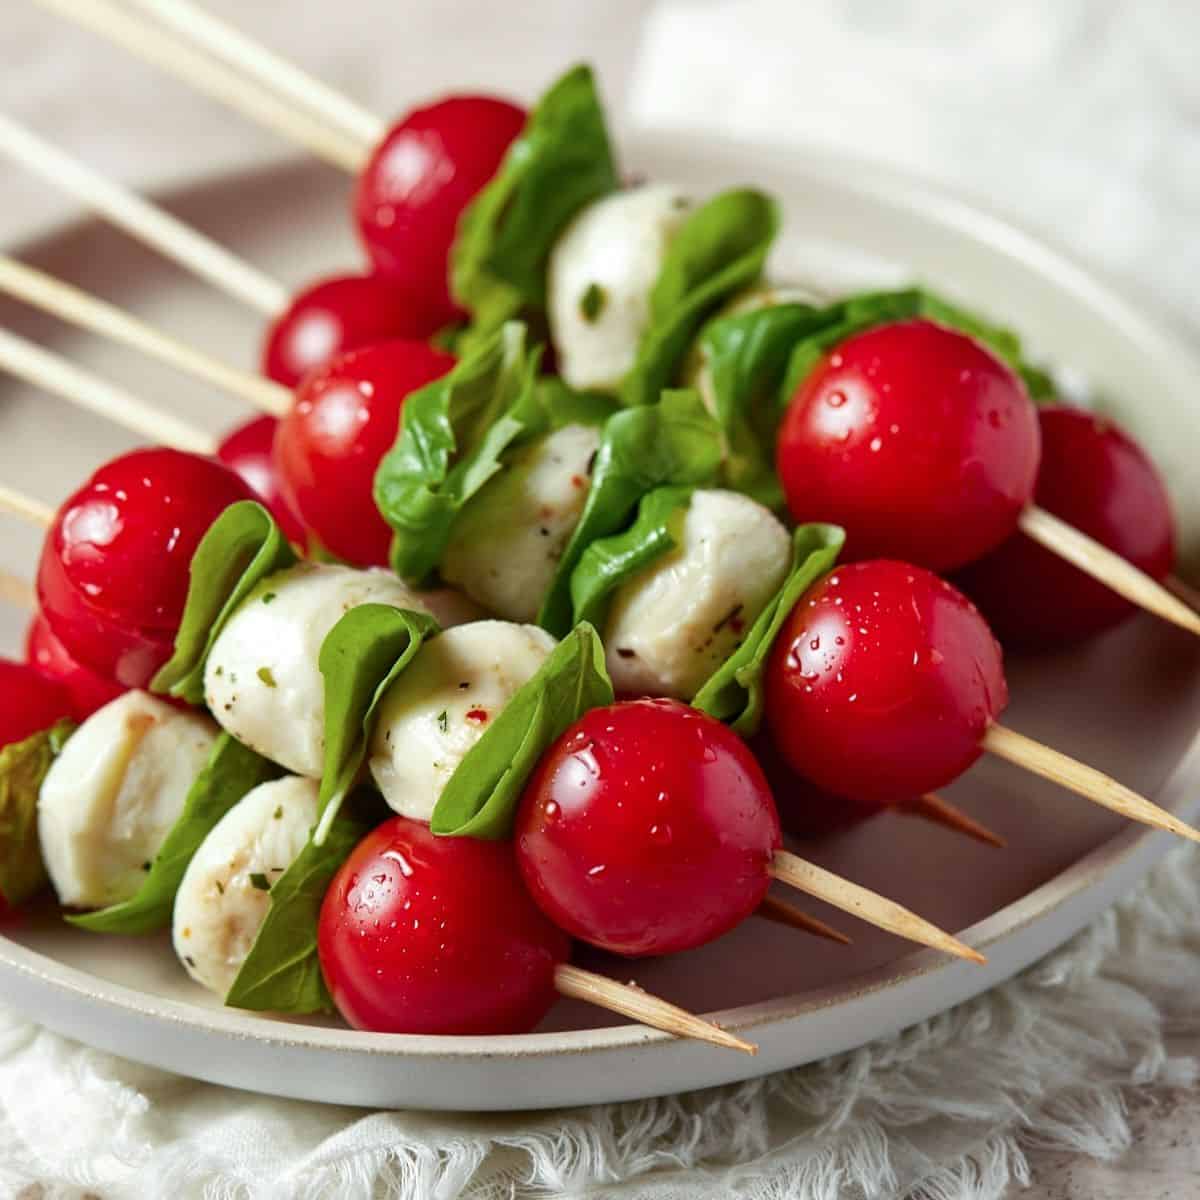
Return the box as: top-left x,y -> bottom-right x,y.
0,134 -> 1198,1111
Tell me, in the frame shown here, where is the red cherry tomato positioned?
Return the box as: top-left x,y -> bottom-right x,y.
777,320 -> 1041,572
515,699 -> 781,958
36,448 -> 256,688
25,614 -> 124,721
261,273 -> 447,389
354,96 -> 526,322
957,405 -> 1176,647
274,340 -> 454,566
0,658 -> 73,749
765,560 -> 1007,807
319,816 -> 568,1035
215,414 -> 307,545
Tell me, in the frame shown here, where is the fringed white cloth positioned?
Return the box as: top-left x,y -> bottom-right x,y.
2,843 -> 1197,1200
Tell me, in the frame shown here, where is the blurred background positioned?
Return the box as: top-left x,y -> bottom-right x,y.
3,0 -> 1198,337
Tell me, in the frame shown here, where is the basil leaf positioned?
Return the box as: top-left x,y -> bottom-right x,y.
693,523 -> 845,735
151,501 -> 297,705
375,323 -> 545,584
451,64 -> 619,331
570,485 -> 694,630
538,389 -> 723,636
69,734 -> 279,934
224,810 -> 368,1014
622,189 -> 780,408
431,623 -> 613,839
0,720 -> 74,907
314,604 -> 441,844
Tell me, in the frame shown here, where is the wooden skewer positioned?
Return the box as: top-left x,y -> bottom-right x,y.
1165,573 -> 1200,613
0,326 -> 215,455
983,723 -> 1200,845
1019,506 -> 1200,639
757,895 -> 851,945
768,851 -> 985,963
124,0 -> 384,150
0,568 -> 36,611
553,963 -> 756,1055
0,485 -> 53,528
0,113 -> 287,317
0,256 -> 290,418
906,793 -> 1006,849
32,0 -> 367,173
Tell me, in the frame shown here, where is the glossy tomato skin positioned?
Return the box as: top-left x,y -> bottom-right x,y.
274,341 -> 455,566
35,448 -> 256,688
261,273 -> 446,389
354,96 -> 526,322
956,405 -> 1176,647
25,614 -> 124,721
0,657 -> 73,748
776,320 -> 1041,572
319,816 -> 568,1035
216,415 -> 307,545
765,560 -> 1008,807
515,699 -> 781,958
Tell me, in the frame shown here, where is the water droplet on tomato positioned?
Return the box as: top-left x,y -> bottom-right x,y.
649,823 -> 673,845
826,389 -> 847,408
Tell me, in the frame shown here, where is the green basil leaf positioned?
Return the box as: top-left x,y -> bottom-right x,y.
621,189 -> 779,408
451,64 -> 619,331
538,389 -> 723,636
68,734 -> 280,934
151,501 -> 297,705
693,523 -> 845,735
375,323 -> 547,584
0,720 -> 74,906
534,375 -> 619,430
570,485 -> 694,630
224,809 -> 368,1014
431,623 -> 613,839
314,604 -> 441,843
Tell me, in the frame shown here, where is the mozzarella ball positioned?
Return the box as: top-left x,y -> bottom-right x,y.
368,621 -> 556,822
441,424 -> 601,622
205,562 -> 462,778
604,489 -> 791,700
173,775 -> 318,997
38,691 -> 217,909
548,184 -> 693,392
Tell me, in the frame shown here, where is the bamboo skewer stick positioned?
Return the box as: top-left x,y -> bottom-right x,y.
0,114 -> 287,317
0,327 -> 215,455
906,793 -> 1006,849
983,723 -> 1200,844
1165,573 -> 1200,613
0,257 -> 289,417
31,0 -> 368,172
124,0 -> 384,150
553,964 -> 756,1055
768,852 -> 985,963
757,895 -> 851,945
1019,506 -> 1200,639
0,485 -> 53,528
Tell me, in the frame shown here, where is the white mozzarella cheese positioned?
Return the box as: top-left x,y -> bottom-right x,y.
604,489 -> 791,700
204,562 -> 470,778
548,184 -> 693,392
441,423 -> 601,623
38,691 -> 217,909
172,775 -> 318,997
368,621 -> 556,822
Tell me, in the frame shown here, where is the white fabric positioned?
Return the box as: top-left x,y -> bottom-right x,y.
2,843 -> 1198,1199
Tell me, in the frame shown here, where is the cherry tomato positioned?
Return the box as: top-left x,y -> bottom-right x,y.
354,96 -> 526,322
36,448 -> 256,688
766,560 -> 1007,807
956,405 -> 1176,647
0,658 -> 73,749
215,414 -> 307,545
261,273 -> 447,389
515,699 -> 781,957
776,320 -> 1041,572
274,340 -> 454,566
25,614 -> 124,721
319,816 -> 568,1035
